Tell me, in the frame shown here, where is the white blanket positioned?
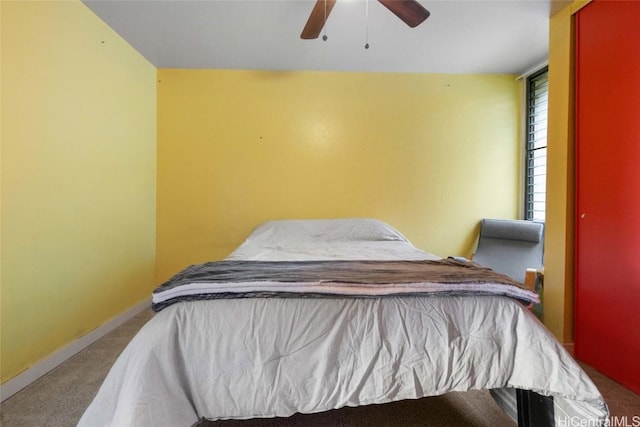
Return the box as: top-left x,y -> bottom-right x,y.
79,219 -> 609,426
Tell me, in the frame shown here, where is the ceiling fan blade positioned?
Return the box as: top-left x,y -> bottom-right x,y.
301,0 -> 337,39
378,0 -> 430,28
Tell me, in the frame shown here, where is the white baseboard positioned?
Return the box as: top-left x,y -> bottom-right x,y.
0,298 -> 151,402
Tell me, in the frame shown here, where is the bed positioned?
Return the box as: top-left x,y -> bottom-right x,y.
79,218 -> 609,426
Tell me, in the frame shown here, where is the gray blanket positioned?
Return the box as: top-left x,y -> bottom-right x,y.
152,259 -> 537,312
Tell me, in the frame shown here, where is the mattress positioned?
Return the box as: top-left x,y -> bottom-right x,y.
78,218 -> 609,426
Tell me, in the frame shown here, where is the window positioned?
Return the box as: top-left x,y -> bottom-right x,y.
525,67 -> 548,221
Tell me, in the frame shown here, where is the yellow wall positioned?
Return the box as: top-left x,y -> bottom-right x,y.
1,1 -> 157,383
544,0 -> 591,343
157,70 -> 521,281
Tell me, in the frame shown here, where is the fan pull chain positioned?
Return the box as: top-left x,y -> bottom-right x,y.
322,0 -> 328,41
364,0 -> 370,49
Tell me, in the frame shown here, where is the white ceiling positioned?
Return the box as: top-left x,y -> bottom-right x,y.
83,0 -> 567,74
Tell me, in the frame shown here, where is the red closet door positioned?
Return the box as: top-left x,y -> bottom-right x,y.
575,0 -> 640,394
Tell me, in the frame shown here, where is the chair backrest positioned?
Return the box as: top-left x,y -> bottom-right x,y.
472,218 -> 544,284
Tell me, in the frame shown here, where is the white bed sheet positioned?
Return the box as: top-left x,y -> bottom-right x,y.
226,218 -> 440,262
79,219 -> 608,426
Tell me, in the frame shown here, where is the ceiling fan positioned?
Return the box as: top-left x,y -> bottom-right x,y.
301,0 -> 430,40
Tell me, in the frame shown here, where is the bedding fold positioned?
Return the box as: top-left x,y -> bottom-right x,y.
152,259 -> 539,312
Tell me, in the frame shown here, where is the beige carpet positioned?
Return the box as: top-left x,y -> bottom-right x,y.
1,309 -> 638,426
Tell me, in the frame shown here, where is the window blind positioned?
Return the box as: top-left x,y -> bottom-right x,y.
525,67 -> 548,221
